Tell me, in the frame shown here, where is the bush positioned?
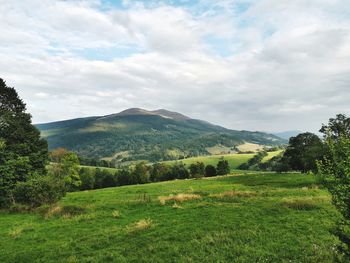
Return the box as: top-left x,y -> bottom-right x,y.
79,168 -> 95,190
189,162 -> 205,178
13,175 -> 66,208
217,158 -> 230,175
205,165 -> 217,177
95,169 -> 117,188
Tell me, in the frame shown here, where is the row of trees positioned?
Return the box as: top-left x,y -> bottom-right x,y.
77,159 -> 230,190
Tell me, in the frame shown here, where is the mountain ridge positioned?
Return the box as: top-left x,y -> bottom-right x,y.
36,108 -> 286,163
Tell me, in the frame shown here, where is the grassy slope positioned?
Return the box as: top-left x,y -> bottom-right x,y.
163,151 -> 281,171
79,151 -> 281,172
0,172 -> 340,262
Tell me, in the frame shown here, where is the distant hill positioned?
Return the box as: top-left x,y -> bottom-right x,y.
36,108 -> 286,162
273,130 -> 303,140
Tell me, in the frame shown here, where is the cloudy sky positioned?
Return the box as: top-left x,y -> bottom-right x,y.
1,0 -> 350,132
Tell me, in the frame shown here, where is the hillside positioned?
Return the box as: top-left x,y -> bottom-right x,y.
36,108 -> 285,162
0,172 -> 339,262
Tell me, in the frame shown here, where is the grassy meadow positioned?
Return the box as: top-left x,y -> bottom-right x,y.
0,171 -> 341,262
164,151 -> 282,171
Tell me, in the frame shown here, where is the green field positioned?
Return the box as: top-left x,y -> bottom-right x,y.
164,151 -> 282,170
0,172 -> 341,262
79,151 -> 282,172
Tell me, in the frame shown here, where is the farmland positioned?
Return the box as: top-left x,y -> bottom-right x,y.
0,172 -> 340,262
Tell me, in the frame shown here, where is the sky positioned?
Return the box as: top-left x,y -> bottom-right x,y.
1,0 -> 350,132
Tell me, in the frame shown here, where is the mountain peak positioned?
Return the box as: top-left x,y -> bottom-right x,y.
104,108 -> 192,121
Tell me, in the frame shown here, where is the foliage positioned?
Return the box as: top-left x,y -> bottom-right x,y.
0,78 -> 49,207
94,168 -> 118,189
205,164 -> 217,177
320,114 -> 350,140
318,135 -> 350,257
216,158 -> 230,175
12,175 -> 66,208
49,148 -> 82,191
238,151 -> 268,170
150,163 -> 171,182
133,162 -> 150,184
189,162 -> 205,178
283,132 -> 324,173
79,168 -> 95,190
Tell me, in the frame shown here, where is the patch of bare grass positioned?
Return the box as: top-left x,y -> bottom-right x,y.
9,223 -> 36,239
281,198 -> 318,210
210,190 -> 257,198
112,210 -> 121,219
126,218 -> 153,232
158,193 -> 201,205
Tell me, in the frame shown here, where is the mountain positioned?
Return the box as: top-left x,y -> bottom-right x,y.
36,108 -> 286,163
273,130 -> 303,140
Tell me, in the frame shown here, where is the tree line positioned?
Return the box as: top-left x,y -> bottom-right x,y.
52,148 -> 230,191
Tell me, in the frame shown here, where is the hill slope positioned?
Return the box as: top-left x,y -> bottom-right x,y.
0,172 -> 339,262
36,108 -> 285,162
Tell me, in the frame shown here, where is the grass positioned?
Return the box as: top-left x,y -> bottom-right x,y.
79,151 -> 281,173
0,172 -> 342,262
164,151 -> 280,171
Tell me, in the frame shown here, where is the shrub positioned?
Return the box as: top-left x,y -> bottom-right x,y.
79,168 -> 95,190
205,164 -> 217,177
13,175 -> 66,208
189,162 -> 205,178
217,158 -> 230,175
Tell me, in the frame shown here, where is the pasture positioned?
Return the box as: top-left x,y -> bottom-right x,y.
0,172 -> 340,262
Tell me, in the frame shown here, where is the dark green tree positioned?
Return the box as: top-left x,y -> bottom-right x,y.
205,164 -> 217,177
189,162 -> 205,178
79,168 -> 95,190
133,162 -> 150,184
0,79 -> 49,206
217,158 -> 230,175
283,132 -> 324,173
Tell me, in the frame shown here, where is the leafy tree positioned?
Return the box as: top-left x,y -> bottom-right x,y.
189,162 -> 205,178
283,132 -> 324,173
133,162 -> 150,184
150,163 -> 171,182
13,176 -> 66,208
205,164 -> 217,177
320,114 -> 350,139
79,168 -> 95,190
0,79 -> 49,207
49,148 -> 81,191
217,158 -> 230,175
94,169 -> 117,188
318,116 -> 350,258
168,162 -> 189,180
116,169 -> 132,186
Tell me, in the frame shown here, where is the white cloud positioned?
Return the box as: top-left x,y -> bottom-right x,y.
0,0 -> 349,132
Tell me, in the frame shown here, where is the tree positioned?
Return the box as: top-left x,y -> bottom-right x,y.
133,162 -> 150,184
205,164 -> 217,177
0,79 -> 49,207
283,132 -> 324,173
150,163 -> 171,182
48,148 -> 81,191
217,158 -> 230,175
320,114 -> 350,140
79,168 -> 95,190
168,162 -> 190,180
189,162 -> 205,178
318,115 -> 350,258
